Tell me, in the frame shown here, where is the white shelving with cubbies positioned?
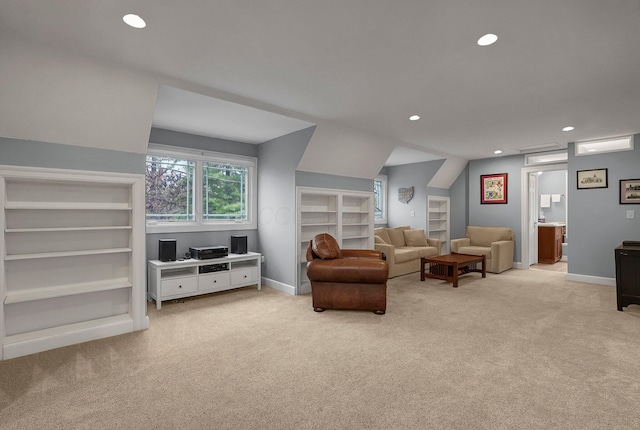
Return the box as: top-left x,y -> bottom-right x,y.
427,195 -> 450,254
296,187 -> 374,294
0,165 -> 148,360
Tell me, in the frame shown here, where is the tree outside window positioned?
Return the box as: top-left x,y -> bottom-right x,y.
145,146 -> 257,232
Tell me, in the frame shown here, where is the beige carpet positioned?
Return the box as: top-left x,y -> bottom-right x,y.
2,269 -> 640,429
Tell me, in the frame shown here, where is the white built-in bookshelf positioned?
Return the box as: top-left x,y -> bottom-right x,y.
296,187 -> 374,294
427,195 -> 450,254
0,165 -> 148,359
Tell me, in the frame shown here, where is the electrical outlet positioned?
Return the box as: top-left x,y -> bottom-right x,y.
410,210 -> 415,217
627,210 -> 635,219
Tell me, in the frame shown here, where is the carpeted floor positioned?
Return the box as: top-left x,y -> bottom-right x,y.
1,269 -> 640,429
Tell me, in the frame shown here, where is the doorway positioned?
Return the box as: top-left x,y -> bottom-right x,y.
520,163 -> 568,272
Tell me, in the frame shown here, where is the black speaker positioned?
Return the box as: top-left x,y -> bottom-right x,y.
230,235 -> 247,254
158,239 -> 177,262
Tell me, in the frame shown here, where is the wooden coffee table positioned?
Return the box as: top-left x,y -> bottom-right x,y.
421,253 -> 486,288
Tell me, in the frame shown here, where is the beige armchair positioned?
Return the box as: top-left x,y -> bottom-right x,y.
450,226 -> 514,273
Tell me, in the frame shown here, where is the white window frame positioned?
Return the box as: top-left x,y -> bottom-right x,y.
575,135 -> 634,156
146,144 -> 257,233
374,174 -> 388,225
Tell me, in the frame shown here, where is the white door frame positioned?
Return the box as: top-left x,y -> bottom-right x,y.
520,163 -> 567,270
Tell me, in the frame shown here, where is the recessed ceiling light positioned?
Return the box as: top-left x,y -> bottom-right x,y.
409,115 -> 420,121
562,126 -> 575,132
477,34 -> 498,46
123,13 -> 146,29
494,150 -> 503,154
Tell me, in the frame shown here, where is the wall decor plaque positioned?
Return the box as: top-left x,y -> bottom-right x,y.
398,186 -> 414,204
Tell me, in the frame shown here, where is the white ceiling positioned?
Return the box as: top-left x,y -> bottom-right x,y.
1,0 -> 639,163
153,86 -> 314,144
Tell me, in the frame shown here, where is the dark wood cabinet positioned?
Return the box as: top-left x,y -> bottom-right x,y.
615,245 -> 640,311
538,225 -> 564,264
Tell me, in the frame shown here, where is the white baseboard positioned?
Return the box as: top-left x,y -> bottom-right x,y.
513,262 -> 524,269
566,273 -> 616,287
561,256 -> 568,262
261,277 -> 296,295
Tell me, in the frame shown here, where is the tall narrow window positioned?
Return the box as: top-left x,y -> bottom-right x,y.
203,162 -> 248,221
374,174 -> 387,224
146,156 -> 195,222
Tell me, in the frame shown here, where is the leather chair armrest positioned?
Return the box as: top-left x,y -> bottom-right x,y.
450,238 -> 470,253
341,249 -> 383,260
306,259 -> 388,283
426,238 -> 441,255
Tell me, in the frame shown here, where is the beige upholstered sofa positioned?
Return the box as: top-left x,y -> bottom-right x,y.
450,226 -> 514,273
374,226 -> 441,278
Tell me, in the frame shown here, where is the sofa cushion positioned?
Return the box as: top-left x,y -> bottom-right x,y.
404,229 -> 428,246
466,226 -> 513,247
374,228 -> 392,245
457,246 -> 491,257
374,234 -> 387,244
312,233 -> 343,260
405,246 -> 438,258
387,226 -> 410,248
394,248 -> 420,263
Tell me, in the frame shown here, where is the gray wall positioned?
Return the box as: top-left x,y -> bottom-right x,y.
146,128 -> 261,262
149,128 -> 258,158
295,171 -> 372,192
538,170 -> 566,223
387,159 -> 447,232
449,164 -> 469,240
467,155 -> 525,262
568,136 -> 640,278
258,127 -> 315,288
0,137 -> 144,174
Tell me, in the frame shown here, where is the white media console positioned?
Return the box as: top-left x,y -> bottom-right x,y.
147,252 -> 261,309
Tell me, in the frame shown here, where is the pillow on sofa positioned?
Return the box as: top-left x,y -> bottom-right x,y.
387,226 -> 409,247
374,228 -> 392,244
404,229 -> 428,246
374,234 -> 387,244
312,233 -> 343,260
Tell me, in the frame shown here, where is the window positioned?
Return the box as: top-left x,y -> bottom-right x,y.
374,174 -> 387,224
525,150 -> 568,166
575,135 -> 634,156
146,144 -> 257,233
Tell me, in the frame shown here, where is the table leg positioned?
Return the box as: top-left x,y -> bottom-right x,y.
481,255 -> 486,278
420,258 -> 426,281
452,261 -> 458,288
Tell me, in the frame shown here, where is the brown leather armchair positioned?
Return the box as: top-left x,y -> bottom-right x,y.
306,233 -> 389,314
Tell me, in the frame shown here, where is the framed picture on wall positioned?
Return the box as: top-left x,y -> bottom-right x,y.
577,168 -> 608,189
480,173 -> 508,204
620,179 -> 640,204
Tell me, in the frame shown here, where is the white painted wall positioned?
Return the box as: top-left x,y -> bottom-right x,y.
297,120 -> 396,179
0,37 -> 157,154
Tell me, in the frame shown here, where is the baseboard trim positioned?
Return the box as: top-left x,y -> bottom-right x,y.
514,262 -> 523,269
566,273 -> 616,287
261,277 -> 296,295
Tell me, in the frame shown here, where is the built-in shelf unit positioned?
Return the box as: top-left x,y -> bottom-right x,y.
0,165 -> 148,360
427,195 -> 450,254
296,187 -> 374,294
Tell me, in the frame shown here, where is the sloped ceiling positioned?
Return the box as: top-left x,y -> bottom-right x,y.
1,1 -> 639,166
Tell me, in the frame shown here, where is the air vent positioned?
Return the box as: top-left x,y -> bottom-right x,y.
517,142 -> 565,154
